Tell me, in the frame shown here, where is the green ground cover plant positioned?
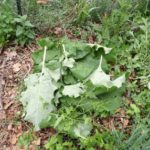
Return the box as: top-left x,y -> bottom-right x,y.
0,2 -> 35,48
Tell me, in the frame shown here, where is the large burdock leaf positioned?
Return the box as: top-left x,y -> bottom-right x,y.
20,68 -> 57,131
88,56 -> 125,88
70,55 -> 98,80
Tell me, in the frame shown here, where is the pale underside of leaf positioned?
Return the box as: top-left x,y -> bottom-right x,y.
62,44 -> 75,68
88,56 -> 125,88
73,123 -> 92,139
62,83 -> 85,98
63,57 -> 75,68
49,68 -> 61,81
20,68 -> 57,131
87,43 -> 112,54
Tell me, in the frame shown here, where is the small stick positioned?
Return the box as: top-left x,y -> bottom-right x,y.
0,57 -> 6,110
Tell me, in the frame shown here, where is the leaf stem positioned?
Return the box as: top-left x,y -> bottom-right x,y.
41,46 -> 47,75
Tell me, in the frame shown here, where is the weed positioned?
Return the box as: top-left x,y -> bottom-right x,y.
17,130 -> 35,150
14,15 -> 35,46
0,2 -> 35,48
0,3 -> 15,47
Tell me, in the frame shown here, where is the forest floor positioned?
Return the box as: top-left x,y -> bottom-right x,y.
0,45 -> 40,150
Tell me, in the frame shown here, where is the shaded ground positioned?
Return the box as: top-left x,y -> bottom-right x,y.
0,46 -> 34,150
0,44 -> 57,150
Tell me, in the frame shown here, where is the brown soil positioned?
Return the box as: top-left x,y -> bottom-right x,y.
0,45 -> 38,150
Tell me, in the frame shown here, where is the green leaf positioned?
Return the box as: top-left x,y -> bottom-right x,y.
24,21 -> 34,27
62,89 -> 123,116
16,26 -> 23,36
27,32 -> 35,39
32,45 -> 61,72
63,38 -> 91,59
70,55 -> 98,80
20,68 -> 57,130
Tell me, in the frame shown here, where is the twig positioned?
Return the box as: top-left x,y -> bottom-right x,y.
0,76 -> 3,110
0,57 -> 6,110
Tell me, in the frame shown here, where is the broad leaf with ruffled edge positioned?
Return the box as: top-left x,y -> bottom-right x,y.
88,56 -> 125,88
20,68 -> 57,130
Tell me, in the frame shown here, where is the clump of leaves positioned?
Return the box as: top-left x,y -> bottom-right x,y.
45,134 -> 77,150
14,15 -> 35,46
73,0 -> 91,25
17,131 -> 35,150
132,90 -> 150,115
20,38 -> 125,148
127,104 -> 140,116
0,2 -> 35,48
45,129 -> 116,150
0,3 -> 15,47
20,68 -> 57,130
80,130 -> 116,150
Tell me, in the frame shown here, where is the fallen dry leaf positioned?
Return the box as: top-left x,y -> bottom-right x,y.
10,135 -> 17,145
13,63 -> 21,72
123,119 -> 129,128
37,0 -> 48,4
5,51 -> 17,59
4,101 -> 14,110
54,27 -> 63,35
32,138 -> 41,146
0,110 -> 6,120
16,133 -> 22,138
8,123 -> 13,131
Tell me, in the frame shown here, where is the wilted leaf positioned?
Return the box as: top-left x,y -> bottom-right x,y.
73,123 -> 92,139
88,56 -> 125,88
87,43 -> 112,54
20,68 -> 57,130
62,83 -> 85,98
62,44 -> 75,68
49,68 -> 61,82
